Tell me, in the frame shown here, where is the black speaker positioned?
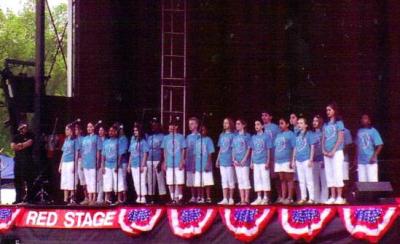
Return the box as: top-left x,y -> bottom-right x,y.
350,182 -> 394,204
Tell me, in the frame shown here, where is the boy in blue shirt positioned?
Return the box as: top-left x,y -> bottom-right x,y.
161,120 -> 186,204
356,114 -> 383,182
186,117 -> 200,203
194,125 -> 215,203
250,120 -> 273,205
216,118 -> 235,205
146,120 -> 166,203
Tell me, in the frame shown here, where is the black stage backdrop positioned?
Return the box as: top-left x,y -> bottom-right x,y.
65,0 -> 400,194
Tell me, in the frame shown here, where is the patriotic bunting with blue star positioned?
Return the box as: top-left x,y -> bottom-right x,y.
338,205 -> 399,243
279,206 -> 336,242
167,206 -> 217,239
118,206 -> 165,235
219,206 -> 276,242
0,207 -> 22,233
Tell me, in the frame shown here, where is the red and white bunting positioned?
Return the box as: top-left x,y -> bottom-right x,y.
118,206 -> 165,235
167,207 -> 217,239
219,206 -> 276,242
279,206 -> 336,242
338,205 -> 399,243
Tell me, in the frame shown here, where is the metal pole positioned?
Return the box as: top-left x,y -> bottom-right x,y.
33,0 -> 45,193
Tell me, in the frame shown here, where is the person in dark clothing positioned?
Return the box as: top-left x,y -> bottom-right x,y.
10,123 -> 35,204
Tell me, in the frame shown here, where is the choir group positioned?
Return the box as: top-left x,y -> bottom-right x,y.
59,103 -> 383,206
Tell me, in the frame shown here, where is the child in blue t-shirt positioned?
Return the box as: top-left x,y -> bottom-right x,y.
250,120 -> 273,205
75,124 -> 88,205
81,122 -> 98,205
59,125 -> 77,204
161,121 -> 187,204
128,123 -> 149,204
232,119 -> 251,205
146,120 -> 166,201
322,102 -> 346,204
216,118 -> 235,205
96,125 -> 107,204
356,114 -> 384,182
293,118 -> 316,204
274,117 -> 296,204
186,117 -> 200,203
194,125 -> 215,203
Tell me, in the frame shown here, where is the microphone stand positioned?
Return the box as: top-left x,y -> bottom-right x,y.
115,129 -> 121,204
150,133 -> 155,204
137,136 -> 142,204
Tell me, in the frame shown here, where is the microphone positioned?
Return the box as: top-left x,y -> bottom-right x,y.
94,120 -> 102,127
202,112 -> 213,117
151,117 -> 158,122
176,116 -> 180,121
68,118 -> 81,127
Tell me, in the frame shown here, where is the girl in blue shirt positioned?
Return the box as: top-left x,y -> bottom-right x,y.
96,125 -> 107,204
216,118 -> 235,205
356,114 -> 384,182
59,124 -> 77,204
322,102 -> 346,204
232,119 -> 251,205
128,123 -> 149,204
311,115 -> 328,203
274,117 -> 296,204
81,122 -> 98,205
293,118 -> 315,204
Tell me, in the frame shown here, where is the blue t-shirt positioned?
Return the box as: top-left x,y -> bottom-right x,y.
295,131 -> 315,162
323,120 -> 345,152
101,138 -> 119,168
217,132 -> 234,167
61,137 -> 75,162
356,127 -> 383,164
232,132 -> 251,166
312,130 -> 324,162
274,130 -> 296,164
185,132 -> 200,172
129,138 -> 150,168
250,133 -> 272,164
263,123 -> 280,147
146,133 -> 164,162
343,128 -> 353,162
161,133 -> 187,168
97,136 -> 106,151
81,134 -> 98,169
194,136 -> 215,172
119,135 -> 129,165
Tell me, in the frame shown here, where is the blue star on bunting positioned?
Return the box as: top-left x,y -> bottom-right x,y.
180,208 -> 203,224
233,208 -> 259,224
127,209 -> 151,222
0,209 -> 12,221
291,208 -> 320,224
354,208 -> 383,224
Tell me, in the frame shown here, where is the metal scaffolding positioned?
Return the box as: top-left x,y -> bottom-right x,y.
160,0 -> 187,134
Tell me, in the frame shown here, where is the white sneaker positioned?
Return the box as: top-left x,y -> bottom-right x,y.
136,197 -> 140,203
140,197 -> 146,204
334,197 -> 346,205
197,198 -> 205,204
228,198 -> 235,205
218,199 -> 229,205
325,198 -> 335,204
261,198 -> 270,205
189,197 -> 197,203
251,198 -> 262,205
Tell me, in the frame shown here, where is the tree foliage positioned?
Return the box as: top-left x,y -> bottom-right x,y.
0,0 -> 67,155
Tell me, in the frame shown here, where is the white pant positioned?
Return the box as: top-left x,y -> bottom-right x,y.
194,171 -> 214,187
358,163 -> 378,182
83,168 -> 96,193
324,150 -> 344,188
312,161 -> 328,203
146,161 -> 167,195
220,166 -> 236,189
343,161 -> 349,180
77,158 -> 86,185
296,160 -> 314,201
166,167 -> 185,185
235,166 -> 251,190
186,172 -> 195,187
96,168 -> 104,202
131,167 -> 147,196
253,164 -> 271,192
60,161 -> 78,190
103,167 -> 126,192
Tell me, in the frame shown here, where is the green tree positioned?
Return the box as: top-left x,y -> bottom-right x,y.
0,0 -> 67,156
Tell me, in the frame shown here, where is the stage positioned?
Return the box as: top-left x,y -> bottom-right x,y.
0,203 -> 399,243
